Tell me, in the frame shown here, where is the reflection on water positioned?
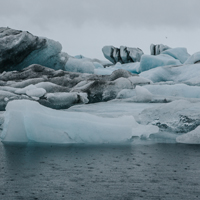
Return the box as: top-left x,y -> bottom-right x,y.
1,142 -> 200,199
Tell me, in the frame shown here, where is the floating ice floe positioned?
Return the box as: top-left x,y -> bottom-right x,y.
0,100 -> 158,144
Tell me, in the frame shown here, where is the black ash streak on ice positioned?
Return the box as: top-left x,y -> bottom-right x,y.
1,143 -> 200,200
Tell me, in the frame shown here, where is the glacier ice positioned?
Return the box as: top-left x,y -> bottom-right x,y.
1,65 -> 150,110
0,100 -> 158,144
38,92 -> 89,109
2,27 -> 200,145
128,76 -> 152,85
116,89 -> 137,99
184,51 -> 200,64
150,44 -> 171,55
0,27 -> 46,72
0,27 -> 70,72
45,92 -> 89,106
74,54 -> 112,68
143,84 -> 200,99
26,88 -> 46,99
16,38 -> 68,71
138,100 -> 200,133
15,84 -> 37,94
176,126 -> 200,144
112,62 -> 140,74
161,47 -> 190,64
65,57 -> 95,74
94,62 -> 141,75
116,86 -> 152,102
120,46 -> 144,63
102,45 -> 143,64
14,84 -> 46,99
140,63 -> 200,85
139,54 -> 181,73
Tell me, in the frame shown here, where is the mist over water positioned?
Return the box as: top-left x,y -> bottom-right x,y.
1,142 -> 200,199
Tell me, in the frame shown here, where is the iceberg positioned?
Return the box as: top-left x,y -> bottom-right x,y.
102,45 -> 143,64
94,62 -> 141,75
161,47 -> 190,64
65,57 -> 95,74
150,44 -> 171,55
0,27 -> 69,72
140,63 -> 200,85
139,54 -> 181,73
116,86 -> 152,102
184,51 -> 200,64
0,27 -> 46,72
0,100 -> 158,144
102,46 -> 116,64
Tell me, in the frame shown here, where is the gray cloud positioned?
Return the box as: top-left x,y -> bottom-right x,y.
1,0 -> 200,59
1,0 -> 200,29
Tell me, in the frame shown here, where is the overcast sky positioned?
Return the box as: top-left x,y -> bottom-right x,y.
1,0 -> 200,59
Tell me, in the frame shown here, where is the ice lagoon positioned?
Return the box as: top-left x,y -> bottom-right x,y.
1,27 -> 200,199
1,142 -> 200,199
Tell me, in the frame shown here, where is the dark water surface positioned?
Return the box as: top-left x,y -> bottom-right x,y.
0,142 -> 200,200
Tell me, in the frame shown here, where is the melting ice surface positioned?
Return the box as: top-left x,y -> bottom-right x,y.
0,100 -> 159,144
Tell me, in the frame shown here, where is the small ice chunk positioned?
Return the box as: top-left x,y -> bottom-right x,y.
116,89 -> 136,99
128,76 -> 152,85
15,84 -> 37,94
65,57 -> 95,74
113,77 -> 133,89
4,97 -> 9,102
116,86 -> 152,102
134,86 -> 152,102
26,88 -> 46,98
93,62 -> 104,69
46,92 -> 78,105
78,93 -> 89,104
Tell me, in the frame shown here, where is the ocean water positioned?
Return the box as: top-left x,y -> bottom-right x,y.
1,142 -> 200,200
